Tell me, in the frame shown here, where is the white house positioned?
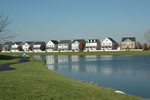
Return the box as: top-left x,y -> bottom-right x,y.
46,40 -> 58,52
11,42 -> 23,52
58,40 -> 71,51
86,39 -> 101,51
72,39 -> 85,51
101,37 -> 118,50
33,42 -> 46,52
22,41 -> 34,52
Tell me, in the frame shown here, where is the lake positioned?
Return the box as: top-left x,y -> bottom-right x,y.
33,55 -> 150,98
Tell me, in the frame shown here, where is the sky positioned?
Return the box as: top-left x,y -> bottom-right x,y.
1,0 -> 150,44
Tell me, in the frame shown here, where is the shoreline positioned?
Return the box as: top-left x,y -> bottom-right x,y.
1,51 -> 150,56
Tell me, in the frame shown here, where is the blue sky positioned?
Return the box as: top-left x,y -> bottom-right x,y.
1,0 -> 150,43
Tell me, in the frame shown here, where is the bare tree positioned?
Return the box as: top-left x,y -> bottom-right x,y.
0,13 -> 14,43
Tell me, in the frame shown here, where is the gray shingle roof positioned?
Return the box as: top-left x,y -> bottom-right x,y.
107,37 -> 117,43
13,42 -> 23,45
3,42 -> 13,45
122,37 -> 136,42
51,40 -> 58,44
25,41 -> 34,45
34,41 -> 45,45
59,40 -> 71,44
73,39 -> 85,43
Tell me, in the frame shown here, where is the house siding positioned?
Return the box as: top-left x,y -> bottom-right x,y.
2,45 -> 9,51
58,40 -> 71,51
86,39 -> 100,51
22,42 -> 34,52
11,42 -> 23,52
58,44 -> 71,50
121,40 -> 135,49
33,42 -> 46,52
2,42 -> 13,51
101,38 -> 117,50
121,38 -> 136,50
72,39 -> 85,51
46,40 -> 58,52
22,43 -> 30,51
72,41 -> 79,50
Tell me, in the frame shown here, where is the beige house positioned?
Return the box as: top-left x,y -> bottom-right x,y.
2,42 -> 13,52
121,37 -> 136,50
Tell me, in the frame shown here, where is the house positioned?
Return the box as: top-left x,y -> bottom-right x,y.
121,37 -> 136,50
2,42 -> 13,52
33,42 -> 46,52
58,40 -> 71,51
11,42 -> 23,52
72,39 -> 85,51
22,41 -> 34,52
101,37 -> 118,50
86,39 -> 101,51
46,40 -> 58,52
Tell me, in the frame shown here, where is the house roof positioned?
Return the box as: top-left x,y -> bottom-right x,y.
73,39 -> 85,43
25,41 -> 34,45
51,40 -> 58,44
3,42 -> 13,45
13,42 -> 23,45
107,37 -> 117,43
59,40 -> 71,44
34,41 -> 45,45
122,37 -> 136,42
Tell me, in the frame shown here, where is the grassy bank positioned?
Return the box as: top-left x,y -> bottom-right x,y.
1,51 -> 150,56
0,57 -> 147,100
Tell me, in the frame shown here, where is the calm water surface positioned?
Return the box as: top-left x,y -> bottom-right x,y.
33,55 -> 150,98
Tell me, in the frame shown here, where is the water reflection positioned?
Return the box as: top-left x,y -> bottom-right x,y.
101,67 -> 113,76
46,56 -> 58,71
33,55 -> 150,98
100,55 -> 113,60
43,55 -> 150,77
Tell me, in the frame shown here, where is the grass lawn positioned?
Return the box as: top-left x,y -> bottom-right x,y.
1,51 -> 150,56
0,57 -> 148,100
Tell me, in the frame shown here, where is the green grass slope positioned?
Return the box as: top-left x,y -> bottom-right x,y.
0,58 -> 147,100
